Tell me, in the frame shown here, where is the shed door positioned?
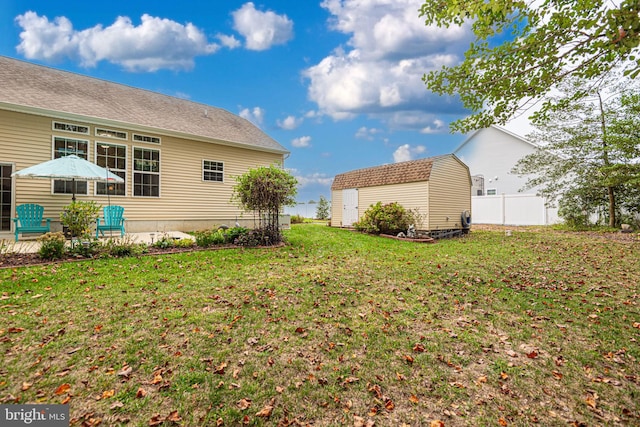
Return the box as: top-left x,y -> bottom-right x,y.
342,188 -> 358,227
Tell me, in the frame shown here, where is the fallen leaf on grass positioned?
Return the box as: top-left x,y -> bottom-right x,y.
585,395 -> 597,409
54,383 -> 70,395
255,398 -> 275,418
430,421 -> 445,427
117,366 -> 133,377
367,383 -> 383,399
214,362 -> 227,374
409,394 -> 419,403
354,416 -> 375,427
552,371 -> 563,380
149,411 -> 181,426
384,399 -> 395,411
413,343 -> 425,353
101,389 -> 115,399
341,377 -> 359,386
21,382 -> 32,391
166,411 -> 181,422
403,355 -> 414,364
110,401 -> 124,410
136,388 -> 147,398
499,418 -> 508,426
237,398 -> 252,410
526,350 -> 539,359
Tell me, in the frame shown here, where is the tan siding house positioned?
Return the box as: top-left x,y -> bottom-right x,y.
0,56 -> 289,237
331,155 -> 471,234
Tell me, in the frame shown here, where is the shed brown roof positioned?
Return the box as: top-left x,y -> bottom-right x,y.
0,56 -> 287,154
332,156 -> 443,190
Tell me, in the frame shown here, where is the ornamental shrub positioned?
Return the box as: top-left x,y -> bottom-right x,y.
290,214 -> 305,224
354,202 -> 417,235
60,201 -> 101,239
37,232 -> 66,260
194,229 -> 225,246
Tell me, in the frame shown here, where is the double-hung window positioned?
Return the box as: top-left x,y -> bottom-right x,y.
53,137 -> 89,196
203,160 -> 224,182
133,147 -> 160,197
96,143 -> 127,196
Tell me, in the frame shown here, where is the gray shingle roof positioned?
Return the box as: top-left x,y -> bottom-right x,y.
332,157 -> 439,190
0,56 -> 288,154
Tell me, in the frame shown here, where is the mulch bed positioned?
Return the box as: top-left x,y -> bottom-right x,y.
0,242 -> 287,269
380,234 -> 436,243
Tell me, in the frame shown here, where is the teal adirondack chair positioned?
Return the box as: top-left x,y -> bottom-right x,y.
96,205 -> 126,237
13,203 -> 51,241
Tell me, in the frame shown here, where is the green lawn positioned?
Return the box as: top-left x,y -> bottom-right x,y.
1,225 -> 638,426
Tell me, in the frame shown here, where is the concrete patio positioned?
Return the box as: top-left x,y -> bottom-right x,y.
3,231 -> 195,254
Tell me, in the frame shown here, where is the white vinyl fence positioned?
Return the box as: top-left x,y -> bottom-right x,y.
472,194 -> 560,226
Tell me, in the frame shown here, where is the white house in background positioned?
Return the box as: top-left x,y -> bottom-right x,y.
453,125 -> 560,225
453,125 -> 538,196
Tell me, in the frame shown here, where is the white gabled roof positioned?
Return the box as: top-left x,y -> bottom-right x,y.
453,125 -> 539,154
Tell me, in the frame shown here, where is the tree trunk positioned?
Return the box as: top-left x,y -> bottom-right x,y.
598,90 -> 616,227
608,186 -> 616,227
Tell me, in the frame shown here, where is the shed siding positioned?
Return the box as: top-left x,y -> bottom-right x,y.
427,156 -> 471,230
2,109 -> 283,231
330,190 -> 343,226
358,181 -> 430,229
330,154 -> 471,232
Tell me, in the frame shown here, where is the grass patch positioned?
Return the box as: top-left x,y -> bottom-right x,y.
1,225 -> 638,426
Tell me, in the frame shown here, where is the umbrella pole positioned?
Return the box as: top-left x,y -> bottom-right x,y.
72,178 -> 76,202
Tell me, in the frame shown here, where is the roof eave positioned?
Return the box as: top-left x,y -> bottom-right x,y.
0,101 -> 290,156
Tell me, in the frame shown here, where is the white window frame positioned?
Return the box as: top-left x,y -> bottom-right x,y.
52,121 -> 90,135
95,142 -> 127,197
52,136 -> 90,197
95,128 -> 128,140
486,188 -> 498,196
203,160 -> 224,183
132,133 -> 161,145
132,146 -> 161,198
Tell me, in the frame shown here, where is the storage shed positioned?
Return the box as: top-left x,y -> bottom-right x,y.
331,154 -> 472,236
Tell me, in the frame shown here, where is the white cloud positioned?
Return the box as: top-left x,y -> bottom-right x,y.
293,171 -> 334,188
355,126 -> 383,140
15,11 -> 219,71
305,0 -> 471,127
239,106 -> 265,126
216,33 -> 241,49
292,136 -> 312,148
420,118 -> 445,134
232,2 -> 293,51
277,115 -> 303,130
393,144 -> 426,163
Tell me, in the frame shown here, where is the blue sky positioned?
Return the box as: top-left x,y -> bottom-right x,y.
0,0 -> 503,214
